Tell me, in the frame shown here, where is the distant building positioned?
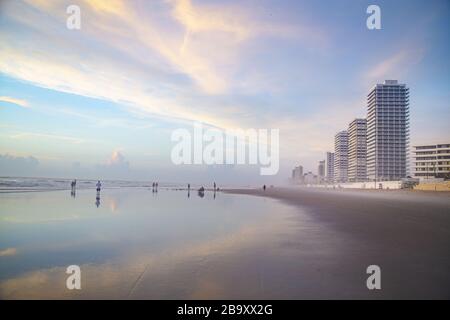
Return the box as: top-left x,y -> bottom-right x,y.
303,171 -> 317,184
367,80 -> 409,181
413,144 -> 450,179
348,118 -> 367,182
325,152 -> 334,182
334,130 -> 349,183
291,165 -> 304,183
318,160 -> 325,182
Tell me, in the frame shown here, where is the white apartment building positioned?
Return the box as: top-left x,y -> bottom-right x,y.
325,152 -> 334,182
334,131 -> 349,183
413,144 -> 450,179
348,118 -> 367,182
366,80 -> 409,181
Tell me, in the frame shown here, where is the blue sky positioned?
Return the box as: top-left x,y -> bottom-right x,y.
0,0 -> 449,184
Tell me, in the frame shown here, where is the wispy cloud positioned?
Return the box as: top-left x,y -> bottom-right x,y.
10,131 -> 84,144
0,96 -> 29,108
366,47 -> 425,81
0,0 -> 326,130
0,248 -> 17,257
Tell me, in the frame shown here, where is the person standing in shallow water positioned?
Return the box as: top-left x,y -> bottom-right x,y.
96,180 -> 102,192
263,185 -> 266,191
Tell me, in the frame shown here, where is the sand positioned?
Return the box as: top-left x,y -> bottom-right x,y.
224,187 -> 450,299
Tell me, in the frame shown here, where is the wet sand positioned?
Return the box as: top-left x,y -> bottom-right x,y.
1,187 -> 449,299
224,187 -> 450,299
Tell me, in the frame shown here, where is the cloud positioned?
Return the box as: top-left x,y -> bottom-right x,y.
93,150 -> 130,179
0,0 -> 326,130
107,150 -> 129,168
366,47 -> 425,81
0,96 -> 29,108
0,248 -> 17,257
0,154 -> 39,175
9,131 -> 84,144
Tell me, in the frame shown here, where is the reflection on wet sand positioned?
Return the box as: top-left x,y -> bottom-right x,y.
0,210 -> 295,299
1,189 -> 313,299
95,191 -> 101,208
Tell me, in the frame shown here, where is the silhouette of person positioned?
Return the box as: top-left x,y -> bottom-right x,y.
96,180 -> 102,192
263,185 -> 266,191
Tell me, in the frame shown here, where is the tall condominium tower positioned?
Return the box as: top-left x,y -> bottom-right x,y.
318,160 -> 325,182
366,80 -> 409,181
348,118 -> 367,182
325,152 -> 334,182
334,131 -> 349,183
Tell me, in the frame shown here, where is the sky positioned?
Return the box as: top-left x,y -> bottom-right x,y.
0,0 -> 449,185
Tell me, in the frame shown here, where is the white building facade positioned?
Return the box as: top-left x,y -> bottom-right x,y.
325,152 -> 334,182
413,144 -> 450,179
334,131 -> 349,183
348,118 -> 367,182
366,80 -> 409,181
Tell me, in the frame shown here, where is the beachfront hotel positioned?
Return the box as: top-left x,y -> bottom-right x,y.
325,152 -> 334,182
366,80 -> 410,181
348,118 -> 367,182
334,131 -> 349,183
412,144 -> 450,179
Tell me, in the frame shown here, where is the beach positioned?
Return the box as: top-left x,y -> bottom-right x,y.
0,184 -> 449,299
225,187 -> 450,299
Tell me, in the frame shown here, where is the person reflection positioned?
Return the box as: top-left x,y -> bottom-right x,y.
95,191 -> 101,208
213,190 -> 216,199
70,179 -> 77,197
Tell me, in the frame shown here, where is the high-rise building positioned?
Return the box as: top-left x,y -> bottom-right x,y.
291,165 -> 303,183
366,80 -> 409,181
334,131 -> 349,183
348,118 -> 367,182
325,152 -> 334,182
413,143 -> 450,179
318,160 -> 325,182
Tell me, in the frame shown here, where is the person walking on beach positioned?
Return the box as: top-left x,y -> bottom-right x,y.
213,182 -> 216,191
263,184 -> 266,191
96,180 -> 102,193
